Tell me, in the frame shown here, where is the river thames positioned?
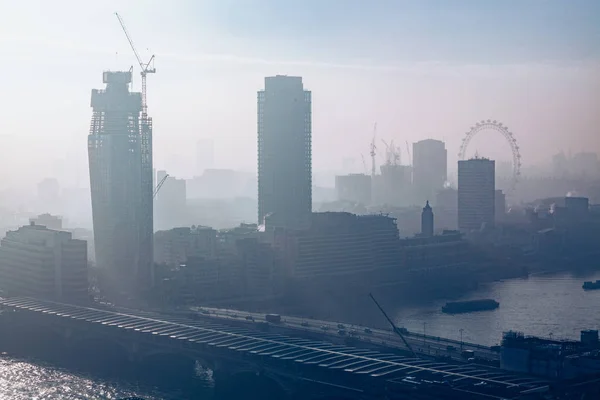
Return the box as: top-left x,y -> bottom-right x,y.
393,269 -> 600,346
1,269 -> 599,399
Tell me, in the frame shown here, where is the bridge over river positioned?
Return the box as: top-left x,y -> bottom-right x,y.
0,297 -> 551,399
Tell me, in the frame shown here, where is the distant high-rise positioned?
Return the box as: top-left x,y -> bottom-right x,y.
495,190 -> 506,222
335,174 -> 372,205
88,71 -> 154,292
155,170 -> 187,231
412,139 -> 447,205
458,158 -> 495,231
257,75 -> 312,227
196,138 -> 215,175
421,201 -> 434,237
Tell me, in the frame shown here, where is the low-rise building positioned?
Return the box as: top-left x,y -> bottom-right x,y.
399,230 -> 468,270
156,223 -> 279,304
335,173 -> 372,205
282,212 -> 400,279
501,330 -> 600,380
29,213 -> 63,230
154,226 -> 217,267
0,223 -> 88,302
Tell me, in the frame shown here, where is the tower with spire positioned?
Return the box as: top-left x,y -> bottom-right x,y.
421,200 -> 434,237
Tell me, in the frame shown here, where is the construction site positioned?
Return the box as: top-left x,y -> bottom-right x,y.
87,14 -> 156,295
336,124 -> 425,209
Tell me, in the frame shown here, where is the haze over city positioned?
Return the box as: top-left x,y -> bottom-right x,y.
2,2 -> 600,399
1,0 -> 599,191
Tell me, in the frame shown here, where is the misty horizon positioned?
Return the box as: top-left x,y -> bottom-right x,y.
1,0 -> 599,191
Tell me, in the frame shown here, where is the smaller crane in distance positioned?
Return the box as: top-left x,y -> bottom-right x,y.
153,174 -> 169,198
360,154 -> 368,175
370,123 -> 378,177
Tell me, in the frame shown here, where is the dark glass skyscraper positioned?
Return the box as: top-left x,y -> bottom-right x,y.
257,76 -> 312,227
88,71 -> 154,293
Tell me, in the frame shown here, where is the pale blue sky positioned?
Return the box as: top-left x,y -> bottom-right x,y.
1,0 -> 599,189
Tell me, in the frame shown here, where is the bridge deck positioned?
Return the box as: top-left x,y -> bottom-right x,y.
0,297 -> 549,398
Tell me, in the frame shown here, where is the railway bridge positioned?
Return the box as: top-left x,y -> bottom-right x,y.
0,297 -> 550,400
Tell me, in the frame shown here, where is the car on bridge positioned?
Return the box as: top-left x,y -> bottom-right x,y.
265,314 -> 281,323
364,327 -> 373,334
301,321 -> 309,327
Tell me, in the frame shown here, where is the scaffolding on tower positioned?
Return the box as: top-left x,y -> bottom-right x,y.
115,12 -> 156,287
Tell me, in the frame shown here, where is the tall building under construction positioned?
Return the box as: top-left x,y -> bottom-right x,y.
257,75 -> 312,228
88,71 -> 154,291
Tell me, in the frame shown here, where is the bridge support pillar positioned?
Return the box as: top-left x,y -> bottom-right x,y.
212,367 -> 292,400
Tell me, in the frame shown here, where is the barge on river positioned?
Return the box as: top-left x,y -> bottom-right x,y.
442,299 -> 499,314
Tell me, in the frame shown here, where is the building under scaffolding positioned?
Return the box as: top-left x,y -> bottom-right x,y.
88,71 -> 154,293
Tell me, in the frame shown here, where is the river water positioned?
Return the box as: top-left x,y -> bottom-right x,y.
2,270 -> 599,399
393,269 -> 600,346
0,356 -> 214,399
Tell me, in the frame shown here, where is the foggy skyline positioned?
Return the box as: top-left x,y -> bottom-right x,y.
1,0 -> 599,190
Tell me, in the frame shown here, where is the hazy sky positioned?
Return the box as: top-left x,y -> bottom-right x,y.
1,0 -> 599,189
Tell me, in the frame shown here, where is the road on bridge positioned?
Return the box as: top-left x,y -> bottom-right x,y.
178,306 -> 500,364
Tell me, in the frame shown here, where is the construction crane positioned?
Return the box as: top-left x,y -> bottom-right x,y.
381,139 -> 401,166
381,139 -> 391,165
370,123 -> 377,177
369,293 -> 416,357
393,141 -> 401,165
405,141 -> 412,166
153,174 -> 169,198
115,12 -> 156,119
360,154 -> 368,175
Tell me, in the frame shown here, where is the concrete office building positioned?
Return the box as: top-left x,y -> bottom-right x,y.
495,190 -> 506,222
88,71 -> 154,291
335,174 -> 372,205
155,170 -> 187,230
458,158 -> 496,231
154,226 -> 217,267
30,213 -> 63,230
196,138 -> 215,175
257,75 -> 312,228
0,223 -> 88,302
281,212 -> 400,279
413,139 -> 447,205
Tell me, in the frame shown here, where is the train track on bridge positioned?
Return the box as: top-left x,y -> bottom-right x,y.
0,297 -> 549,399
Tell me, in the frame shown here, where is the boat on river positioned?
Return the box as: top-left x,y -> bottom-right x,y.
442,299 -> 499,314
582,280 -> 600,290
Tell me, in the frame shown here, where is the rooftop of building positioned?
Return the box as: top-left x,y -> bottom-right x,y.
154,226 -> 217,240
502,330 -> 585,349
219,223 -> 259,236
102,70 -> 132,84
401,230 -> 463,246
460,156 -> 494,162
414,138 -> 446,145
3,223 -> 77,244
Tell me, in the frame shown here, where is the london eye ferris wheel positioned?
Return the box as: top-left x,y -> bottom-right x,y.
458,120 -> 522,193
